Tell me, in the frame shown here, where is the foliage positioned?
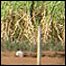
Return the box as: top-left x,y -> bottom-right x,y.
1,1 -> 65,51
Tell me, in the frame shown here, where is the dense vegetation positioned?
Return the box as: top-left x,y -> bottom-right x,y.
1,1 -> 65,51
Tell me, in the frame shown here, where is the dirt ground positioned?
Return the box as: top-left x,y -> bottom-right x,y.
1,51 -> 65,65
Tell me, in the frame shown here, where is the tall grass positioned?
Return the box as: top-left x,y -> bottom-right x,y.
1,1 -> 65,51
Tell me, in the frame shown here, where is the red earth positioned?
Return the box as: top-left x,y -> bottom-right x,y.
1,51 -> 65,65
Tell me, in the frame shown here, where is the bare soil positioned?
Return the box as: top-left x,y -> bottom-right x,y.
1,51 -> 65,65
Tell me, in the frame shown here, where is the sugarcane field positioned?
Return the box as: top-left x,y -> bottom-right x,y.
1,1 -> 65,65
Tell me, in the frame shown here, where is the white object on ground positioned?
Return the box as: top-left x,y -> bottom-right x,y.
16,50 -> 23,57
